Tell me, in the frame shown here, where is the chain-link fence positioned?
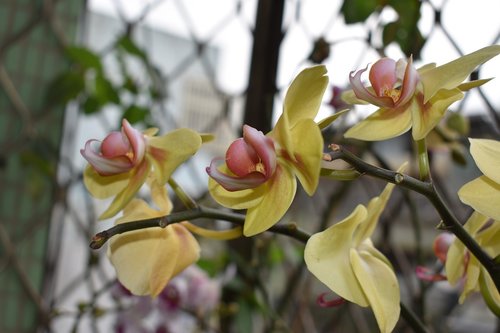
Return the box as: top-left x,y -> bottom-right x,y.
1,0 -> 499,332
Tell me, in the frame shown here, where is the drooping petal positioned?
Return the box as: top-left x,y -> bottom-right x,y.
83,165 -> 130,199
81,140 -> 133,175
353,180 -> 397,246
469,138 -> 500,184
419,45 -> 500,104
243,163 -> 297,236
99,159 -> 151,220
369,58 -> 398,96
288,119 -> 323,195
350,249 -> 400,333
282,65 -> 329,127
304,205 -> 370,306
446,211 -> 489,285
458,176 -> 500,220
460,255 -> 481,303
147,128 -> 202,185
411,88 -> 464,141
344,103 -> 413,141
108,223 -> 199,297
349,65 -> 394,108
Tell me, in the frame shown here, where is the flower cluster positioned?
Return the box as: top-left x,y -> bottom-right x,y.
80,45 -> 500,332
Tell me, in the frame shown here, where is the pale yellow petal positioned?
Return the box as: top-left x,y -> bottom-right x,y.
99,160 -> 151,220
354,181 -> 396,245
289,120 -> 323,195
420,45 -> 500,103
344,104 -> 413,141
479,267 -> 500,317
147,128 -> 202,185
208,176 -> 265,210
469,138 -> 500,184
411,88 -> 463,141
108,224 -> 175,296
458,176 -> 500,220
351,249 -> 400,333
317,109 -> 349,130
83,165 -> 130,199
446,211 -> 489,285
244,164 -> 297,236
459,255 -> 481,303
283,65 -> 328,126
304,205 -> 369,306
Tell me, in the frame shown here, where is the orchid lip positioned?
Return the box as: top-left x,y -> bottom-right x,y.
206,158 -> 267,191
81,139 -> 133,175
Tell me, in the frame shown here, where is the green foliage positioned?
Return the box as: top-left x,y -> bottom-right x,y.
341,0 -> 379,24
45,71 -> 85,107
341,0 -> 426,59
383,0 -> 425,59
65,46 -> 103,72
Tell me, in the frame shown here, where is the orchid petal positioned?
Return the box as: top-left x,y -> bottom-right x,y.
349,66 -> 394,108
341,88 -> 369,105
288,119 -> 323,195
243,164 -> 297,236
147,128 -> 202,185
225,138 -> 260,176
83,165 -> 130,199
283,65 -> 328,126
446,211 -> 489,285
369,58 -> 398,96
458,176 -> 500,220
206,159 -> 267,191
101,131 -> 130,158
397,56 -> 419,107
242,125 -> 276,178
317,109 -> 349,130
460,255 -> 481,303
81,140 -> 133,175
354,180 -> 397,245
108,223 -> 199,296
344,103 -> 413,141
99,159 -> 151,220
350,249 -> 400,333
458,78 -> 492,91
122,119 -> 146,164
411,89 -> 463,141
304,205 -> 370,306
420,45 -> 500,104
469,138 -> 500,184
208,164 -> 266,210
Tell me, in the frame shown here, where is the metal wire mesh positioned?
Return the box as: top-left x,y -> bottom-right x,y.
0,0 -> 499,332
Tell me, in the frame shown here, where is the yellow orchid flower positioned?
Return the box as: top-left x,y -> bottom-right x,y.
445,211 -> 500,315
107,180 -> 200,297
206,65 -> 328,236
305,180 -> 400,333
81,119 -> 203,219
344,45 -> 500,141
458,138 -> 500,220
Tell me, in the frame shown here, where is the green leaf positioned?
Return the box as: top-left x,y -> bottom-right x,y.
95,74 -> 120,104
382,20 -> 425,59
122,76 -> 139,94
45,71 -> 85,107
341,0 -> 379,24
66,46 -> 103,71
116,35 -> 148,61
82,95 -> 102,115
122,105 -> 149,124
